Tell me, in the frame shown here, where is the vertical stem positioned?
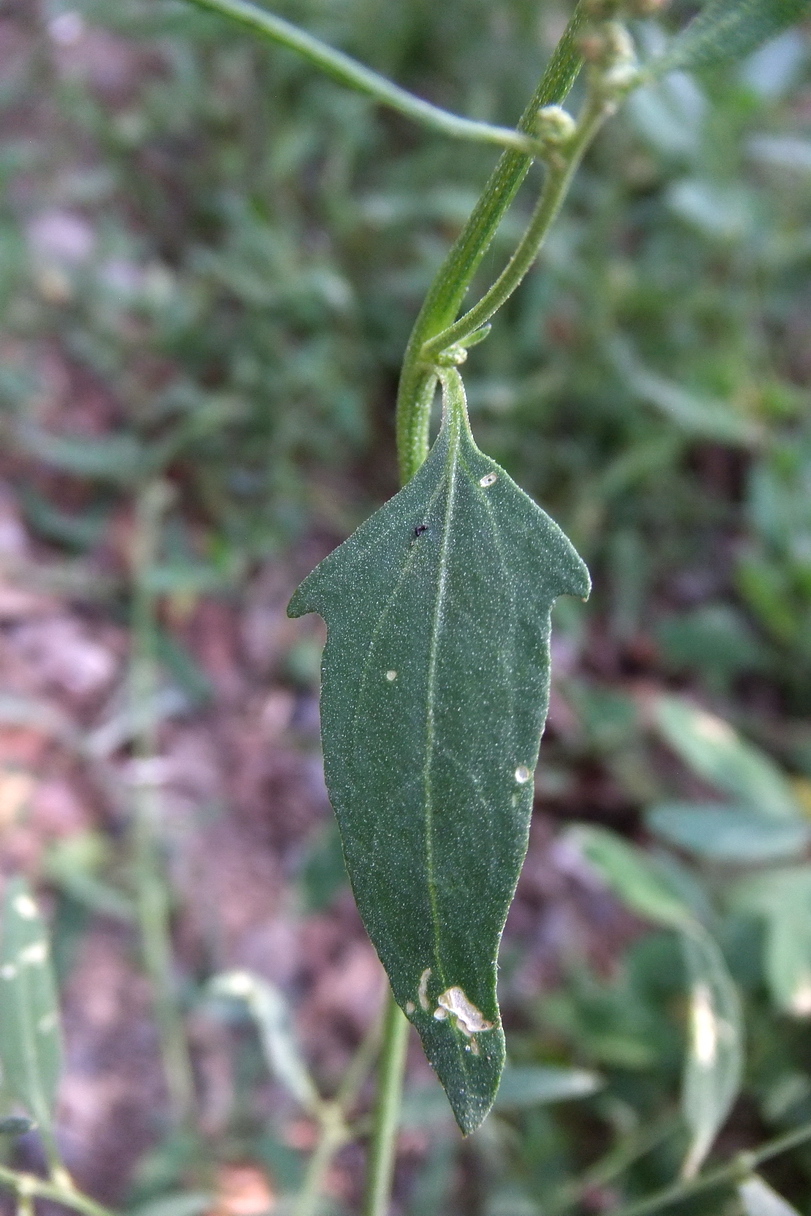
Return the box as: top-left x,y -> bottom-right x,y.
363,992 -> 409,1216
292,1108 -> 348,1216
131,482 -> 196,1124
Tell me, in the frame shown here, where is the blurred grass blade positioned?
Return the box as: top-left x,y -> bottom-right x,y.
609,339 -> 761,446
210,971 -> 320,1113
739,1175 -> 802,1215
654,697 -> 800,819
0,878 -> 63,1135
493,1066 -> 602,1109
646,803 -> 811,864
654,0 -> 811,75
681,926 -> 743,1178
14,424 -> 150,483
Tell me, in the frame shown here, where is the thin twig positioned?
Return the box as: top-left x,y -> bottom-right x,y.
181,0 -> 538,155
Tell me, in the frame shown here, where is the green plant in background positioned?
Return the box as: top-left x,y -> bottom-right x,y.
3,0 -> 811,1214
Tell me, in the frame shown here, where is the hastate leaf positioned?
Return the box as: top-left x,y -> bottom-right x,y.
289,373 -> 588,1132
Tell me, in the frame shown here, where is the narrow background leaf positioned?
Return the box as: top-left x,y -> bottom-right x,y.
0,878 -> 63,1135
209,970 -> 320,1112
654,697 -> 799,818
646,803 -> 811,864
681,927 -> 744,1178
739,1175 -> 803,1216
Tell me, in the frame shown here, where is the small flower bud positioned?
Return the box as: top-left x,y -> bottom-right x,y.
534,105 -> 577,146
437,344 -> 468,367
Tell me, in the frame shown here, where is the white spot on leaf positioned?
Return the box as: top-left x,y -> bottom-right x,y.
13,894 -> 38,920
514,765 -> 531,784
790,976 -> 811,1017
385,670 -> 397,681
479,472 -> 498,488
19,941 -> 48,966
405,1000 -> 415,1015
418,967 -> 431,1011
435,986 -> 494,1036
694,711 -> 735,744
433,1007 -> 448,1021
691,982 -> 717,1066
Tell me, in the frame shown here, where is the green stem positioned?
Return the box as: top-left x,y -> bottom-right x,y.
292,1006 -> 383,1216
609,1118 -> 811,1216
0,1165 -> 117,1216
181,0 -> 538,155
421,90 -> 610,362
363,992 -> 409,1216
131,482 -> 196,1124
292,1106 -> 350,1216
395,1 -> 589,483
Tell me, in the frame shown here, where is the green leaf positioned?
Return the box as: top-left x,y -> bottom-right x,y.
288,374 -> 589,1133
654,697 -> 799,819
739,1175 -> 802,1216
0,879 -> 63,1135
654,0 -> 811,76
646,803 -> 811,864
568,825 -> 692,929
730,867 -> 811,1016
681,926 -> 743,1178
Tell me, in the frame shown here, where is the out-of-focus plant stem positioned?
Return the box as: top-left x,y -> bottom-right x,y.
130,480 -> 196,1124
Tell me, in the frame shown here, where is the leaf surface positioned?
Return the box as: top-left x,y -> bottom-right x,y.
289,373 -> 588,1132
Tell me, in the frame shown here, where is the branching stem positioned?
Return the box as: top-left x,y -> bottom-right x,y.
609,1119 -> 811,1216
421,90 -> 611,362
395,2 -> 589,483
0,1166 -> 117,1216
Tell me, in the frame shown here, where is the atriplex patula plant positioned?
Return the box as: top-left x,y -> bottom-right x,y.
1,1 -> 811,1214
